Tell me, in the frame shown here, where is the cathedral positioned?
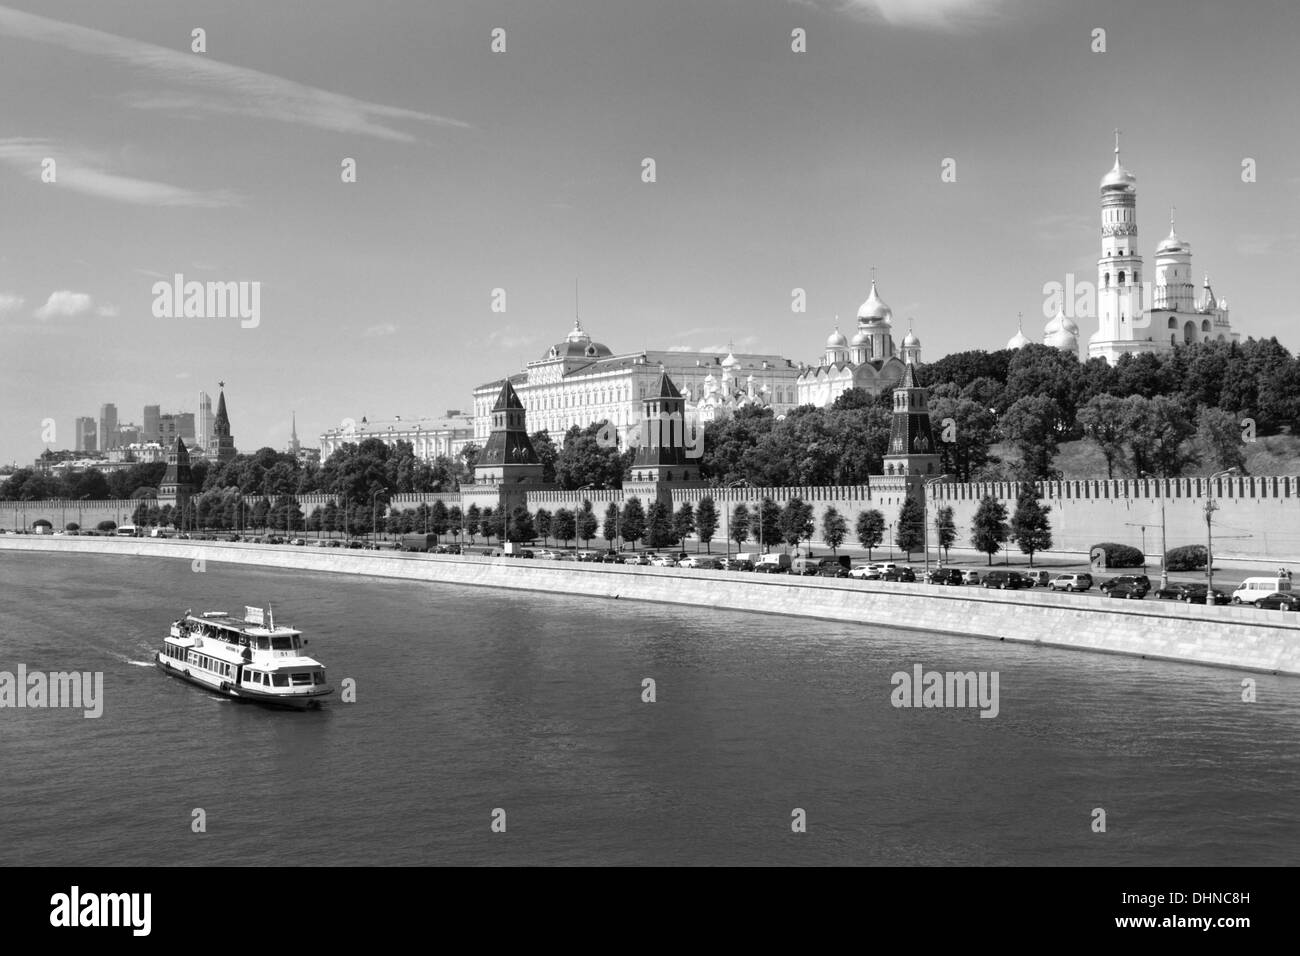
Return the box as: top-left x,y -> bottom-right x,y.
795,274 -> 923,407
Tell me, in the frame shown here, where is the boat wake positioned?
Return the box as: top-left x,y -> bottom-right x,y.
127,660 -> 155,667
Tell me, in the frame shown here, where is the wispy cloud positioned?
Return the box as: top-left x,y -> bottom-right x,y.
364,322 -> 398,338
0,6 -> 468,142
794,0 -> 1010,30
34,290 -> 93,319
1234,232 -> 1298,258
0,292 -> 24,315
96,304 -> 120,318
0,138 -> 239,207
486,327 -> 539,350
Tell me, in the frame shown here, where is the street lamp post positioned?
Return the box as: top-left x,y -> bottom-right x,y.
1206,468 -> 1239,606
1140,471 -> 1168,589
371,491 -> 382,548
888,522 -> 894,561
723,479 -> 751,563
923,474 -> 954,578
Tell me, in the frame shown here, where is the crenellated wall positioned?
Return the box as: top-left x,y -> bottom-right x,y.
4,475 -> 1298,560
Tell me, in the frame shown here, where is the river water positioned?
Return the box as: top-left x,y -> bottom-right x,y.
1,550 -> 1296,866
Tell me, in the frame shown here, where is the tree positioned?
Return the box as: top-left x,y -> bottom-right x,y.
730,503 -> 750,548
753,497 -> 782,550
556,423 -> 629,489
673,502 -> 696,550
132,502 -> 149,527
1009,485 -> 1053,566
507,506 -> 535,543
856,509 -> 885,558
780,497 -> 815,551
481,506 -> 496,542
530,430 -> 559,484
553,508 -> 576,547
821,506 -> 847,553
970,495 -> 1009,565
935,505 -> 956,562
895,496 -> 924,559
1078,393 -> 1128,478
430,499 -> 449,539
1000,395 -> 1063,481
97,519 -> 117,532
695,497 -> 718,553
65,522 -> 80,532
620,497 -> 646,550
1196,406 -> 1248,474
1121,394 -> 1198,477
603,502 -> 620,547
535,508 -> 552,545
465,504 -> 481,543
252,497 -> 271,530
646,500 -> 678,549
577,500 -> 598,546
448,505 -> 463,541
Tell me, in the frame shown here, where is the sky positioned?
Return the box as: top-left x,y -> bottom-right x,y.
1,0 -> 1298,465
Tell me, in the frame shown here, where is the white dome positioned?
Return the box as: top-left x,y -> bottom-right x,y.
1101,156 -> 1137,192
1044,307 -> 1078,336
1045,327 -> 1079,353
826,327 -> 848,348
857,279 -> 892,323
850,329 -> 870,347
1156,227 -> 1190,255
720,350 -> 739,368
902,329 -> 920,348
1007,330 -> 1032,350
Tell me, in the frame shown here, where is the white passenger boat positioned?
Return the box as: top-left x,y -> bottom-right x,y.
156,606 -> 331,709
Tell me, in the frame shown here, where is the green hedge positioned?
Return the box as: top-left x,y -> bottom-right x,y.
1165,544 -> 1207,572
1090,542 -> 1145,569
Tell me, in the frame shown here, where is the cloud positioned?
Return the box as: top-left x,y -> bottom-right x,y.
0,292 -> 24,315
1234,232 -> 1298,257
486,327 -> 539,350
795,0 -> 1010,30
363,322 -> 398,337
34,290 -> 94,319
0,138 -> 239,207
0,6 -> 468,142
96,304 -> 120,317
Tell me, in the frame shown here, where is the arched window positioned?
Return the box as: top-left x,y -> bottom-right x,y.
1104,272 -> 1110,287
1201,319 -> 1211,333
1118,270 -> 1126,285
1183,321 -> 1196,344
1170,334 -> 1176,346
1168,316 -> 1177,329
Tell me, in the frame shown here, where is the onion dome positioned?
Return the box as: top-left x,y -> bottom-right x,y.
720,347 -> 740,368
857,279 -> 892,324
1044,307 -> 1079,353
1007,329 -> 1032,350
1156,208 -> 1190,255
850,329 -> 870,347
1100,132 -> 1137,192
1044,307 -> 1079,336
902,329 -> 920,348
826,326 -> 848,348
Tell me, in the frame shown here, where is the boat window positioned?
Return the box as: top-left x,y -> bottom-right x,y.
255,637 -> 270,650
290,672 -> 314,686
313,673 -> 326,685
272,673 -> 289,687
293,637 -> 302,650
271,636 -> 294,651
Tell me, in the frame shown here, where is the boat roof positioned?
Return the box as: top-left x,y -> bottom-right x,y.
185,611 -> 300,636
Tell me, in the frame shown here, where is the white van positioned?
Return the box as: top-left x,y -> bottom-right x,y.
1231,577 -> 1293,605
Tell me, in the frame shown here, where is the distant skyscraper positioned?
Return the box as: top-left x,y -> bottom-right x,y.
158,412 -> 196,446
213,385 -> 236,465
75,417 -> 97,452
198,392 -> 214,454
143,405 -> 161,443
98,403 -> 118,452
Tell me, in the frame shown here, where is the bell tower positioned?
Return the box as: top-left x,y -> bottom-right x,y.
1091,131 -> 1148,362
881,362 -> 940,492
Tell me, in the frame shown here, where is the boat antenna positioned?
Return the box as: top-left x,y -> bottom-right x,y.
268,604 -> 274,630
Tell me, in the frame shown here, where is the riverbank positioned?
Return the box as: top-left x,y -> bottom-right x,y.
4,535 -> 1299,676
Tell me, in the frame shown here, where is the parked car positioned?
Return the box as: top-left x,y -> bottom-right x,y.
754,553 -> 792,574
693,558 -> 723,571
1254,592 -> 1300,611
576,550 -> 600,562
848,564 -> 879,580
327,540 -> 342,547
959,569 -> 981,585
346,540 -> 366,549
1100,575 -> 1151,595
1023,570 -> 1054,587
601,552 -> 625,564
651,555 -> 678,567
925,567 -> 965,585
1106,581 -> 1148,599
982,570 -> 1034,590
718,557 -> 754,571
1050,573 -> 1093,592
881,567 -> 917,582
290,538 -> 306,546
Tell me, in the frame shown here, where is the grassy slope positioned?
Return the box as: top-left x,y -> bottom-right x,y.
990,433 -> 1300,479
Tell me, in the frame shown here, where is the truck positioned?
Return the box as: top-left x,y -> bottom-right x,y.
754,552 -> 792,574
400,533 -> 437,553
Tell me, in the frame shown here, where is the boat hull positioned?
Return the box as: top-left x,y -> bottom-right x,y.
155,654 -> 331,710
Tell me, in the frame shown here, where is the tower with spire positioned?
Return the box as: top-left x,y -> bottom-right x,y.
289,412 -> 300,456
881,362 -> 941,492
630,368 -> 699,484
158,436 -> 194,509
213,383 -> 236,466
474,380 -> 543,485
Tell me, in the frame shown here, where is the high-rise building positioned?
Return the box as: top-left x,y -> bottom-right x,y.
158,413 -> 196,447
75,417 -> 97,453
198,392 -> 214,454
98,403 -> 118,452
143,405 -> 161,443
